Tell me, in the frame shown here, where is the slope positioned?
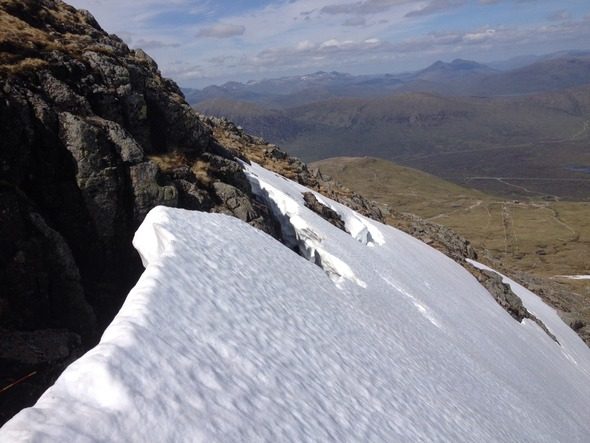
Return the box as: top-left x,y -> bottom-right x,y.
312,157 -> 590,339
3,165 -> 590,441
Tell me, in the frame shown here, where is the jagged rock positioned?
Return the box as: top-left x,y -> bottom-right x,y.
174,179 -> 213,211
130,162 -> 178,222
472,268 -> 558,344
391,212 -> 477,263
0,0 -> 280,422
302,192 -> 347,232
477,270 -> 529,322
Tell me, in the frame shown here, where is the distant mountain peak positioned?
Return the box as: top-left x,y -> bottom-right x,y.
422,59 -> 491,72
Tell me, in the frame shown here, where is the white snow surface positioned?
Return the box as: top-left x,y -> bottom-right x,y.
554,275 -> 590,280
2,162 -> 590,442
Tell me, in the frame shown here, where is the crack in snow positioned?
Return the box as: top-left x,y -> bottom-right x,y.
381,276 -> 442,329
313,194 -> 385,247
244,167 -> 366,288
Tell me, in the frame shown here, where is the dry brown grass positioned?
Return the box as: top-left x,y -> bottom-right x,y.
191,159 -> 212,186
0,1 -> 120,75
148,153 -> 213,187
147,152 -> 189,172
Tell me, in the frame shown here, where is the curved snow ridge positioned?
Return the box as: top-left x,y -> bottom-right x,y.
245,165 -> 366,288
133,216 -> 175,267
314,193 -> 385,247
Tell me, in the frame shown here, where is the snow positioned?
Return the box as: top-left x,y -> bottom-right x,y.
468,259 -> 590,378
554,275 -> 590,280
2,162 -> 590,442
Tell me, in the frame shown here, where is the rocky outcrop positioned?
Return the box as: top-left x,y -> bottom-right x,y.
302,192 -> 347,232
471,267 -> 559,344
197,114 -> 386,223
0,0 -> 278,422
386,211 -> 477,263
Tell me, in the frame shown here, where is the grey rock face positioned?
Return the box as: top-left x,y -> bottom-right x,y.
302,192 -> 347,232
477,270 -> 529,322
0,0 -> 280,423
473,268 -> 558,344
130,162 -> 178,221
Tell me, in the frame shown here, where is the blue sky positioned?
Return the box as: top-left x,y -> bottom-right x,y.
67,0 -> 590,87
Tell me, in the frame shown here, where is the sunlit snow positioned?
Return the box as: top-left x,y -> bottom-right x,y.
2,163 -> 590,442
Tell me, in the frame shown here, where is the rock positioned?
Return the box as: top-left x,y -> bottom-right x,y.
212,182 -> 259,223
477,270 -> 529,322
472,267 -> 559,344
0,186 -> 96,340
130,162 -> 178,222
0,328 -> 84,426
302,192 -> 347,232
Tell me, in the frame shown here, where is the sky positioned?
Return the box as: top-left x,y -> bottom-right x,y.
66,0 -> 590,87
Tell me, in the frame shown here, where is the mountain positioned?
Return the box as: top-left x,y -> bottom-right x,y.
195,88 -> 590,200
489,50 -> 590,71
3,170 -> 590,441
2,0 -> 590,438
185,71 -> 405,108
184,53 -> 590,107
478,55 -> 590,96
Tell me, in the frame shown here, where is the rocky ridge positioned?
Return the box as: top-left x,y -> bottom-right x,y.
0,0 -> 585,427
0,0 -> 279,423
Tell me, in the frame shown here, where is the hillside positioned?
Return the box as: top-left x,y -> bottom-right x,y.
196,88 -> 590,200
2,0 -> 590,439
3,173 -> 590,441
479,55 -> 590,96
312,157 -> 590,336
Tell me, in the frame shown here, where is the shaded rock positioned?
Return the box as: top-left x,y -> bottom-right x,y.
0,186 -> 96,340
472,267 -> 559,344
477,269 -> 529,322
130,162 -> 178,222
302,192 -> 347,232
0,328 -> 83,426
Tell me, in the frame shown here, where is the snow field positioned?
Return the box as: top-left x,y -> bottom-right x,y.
2,162 -> 590,442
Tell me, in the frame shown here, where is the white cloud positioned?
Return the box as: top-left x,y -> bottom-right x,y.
66,0 -> 590,86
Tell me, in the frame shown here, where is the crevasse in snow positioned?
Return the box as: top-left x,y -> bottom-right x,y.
2,162 -> 590,442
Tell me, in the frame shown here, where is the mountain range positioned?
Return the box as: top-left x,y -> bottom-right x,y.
195,85 -> 590,200
185,51 -> 590,107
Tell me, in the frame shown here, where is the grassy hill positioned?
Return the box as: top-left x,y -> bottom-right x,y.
311,157 -> 590,297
